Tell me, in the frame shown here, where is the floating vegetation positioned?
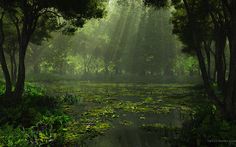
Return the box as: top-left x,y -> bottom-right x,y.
45,83 -> 207,145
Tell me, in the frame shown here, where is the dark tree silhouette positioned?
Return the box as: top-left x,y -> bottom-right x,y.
144,0 -> 236,120
0,0 -> 105,102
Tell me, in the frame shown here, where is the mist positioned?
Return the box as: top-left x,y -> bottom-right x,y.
24,1 -> 201,84
0,0 -> 235,146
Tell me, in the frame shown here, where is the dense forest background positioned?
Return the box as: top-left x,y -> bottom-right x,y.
11,1 -> 201,83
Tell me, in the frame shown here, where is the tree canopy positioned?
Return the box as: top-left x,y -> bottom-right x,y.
144,0 -> 236,120
0,0 -> 106,101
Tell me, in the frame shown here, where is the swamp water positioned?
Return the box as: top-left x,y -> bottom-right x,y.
42,82 -> 202,147
87,109 -> 183,147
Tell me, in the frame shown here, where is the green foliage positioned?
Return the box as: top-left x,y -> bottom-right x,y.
143,97 -> 154,103
23,83 -> 61,109
0,83 -> 114,145
173,55 -> 199,76
64,121 -> 110,145
56,83 -> 207,145
1,82 -> 232,146
25,1 -> 197,83
144,0 -> 168,7
120,120 -> 133,126
0,114 -> 71,146
24,83 -> 45,97
0,83 -> 61,126
0,125 -> 29,146
0,81 -> 73,146
28,114 -> 71,145
172,105 -> 236,146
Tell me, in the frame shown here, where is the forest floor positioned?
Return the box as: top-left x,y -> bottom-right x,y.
42,82 -> 208,146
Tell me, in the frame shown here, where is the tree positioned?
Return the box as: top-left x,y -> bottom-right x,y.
0,0 -> 105,101
144,0 -> 236,120
3,24 -> 18,85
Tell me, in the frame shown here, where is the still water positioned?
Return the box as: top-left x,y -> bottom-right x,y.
43,82 -> 192,147
87,109 -> 183,147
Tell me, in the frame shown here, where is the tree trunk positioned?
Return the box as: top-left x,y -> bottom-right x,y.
215,27 -> 226,91
0,14 -> 12,96
203,41 -> 211,79
12,11 -> 37,101
0,47 -> 12,95
191,28 -> 224,113
195,44 -> 223,109
10,49 -> 17,85
13,50 -> 17,85
224,8 -> 236,120
10,54 -> 14,84
14,41 -> 27,101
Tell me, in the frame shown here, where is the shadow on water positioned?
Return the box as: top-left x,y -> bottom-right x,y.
86,109 -> 184,147
87,127 -> 167,147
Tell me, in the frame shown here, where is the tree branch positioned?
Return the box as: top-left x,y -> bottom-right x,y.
10,15 -> 22,46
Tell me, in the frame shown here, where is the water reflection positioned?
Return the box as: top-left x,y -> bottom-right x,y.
87,109 -> 184,147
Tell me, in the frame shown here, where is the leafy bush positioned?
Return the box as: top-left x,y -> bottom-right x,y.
0,82 -> 61,126
29,114 -> 71,146
0,125 -> 29,146
172,105 -> 236,146
24,83 -> 45,97
0,114 -> 71,146
0,82 -> 77,146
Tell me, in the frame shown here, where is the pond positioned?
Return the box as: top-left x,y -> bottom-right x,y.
87,110 -> 183,147
41,82 -> 204,146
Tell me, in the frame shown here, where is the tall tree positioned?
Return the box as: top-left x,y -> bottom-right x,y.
0,0 -> 105,101
144,0 -> 236,120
